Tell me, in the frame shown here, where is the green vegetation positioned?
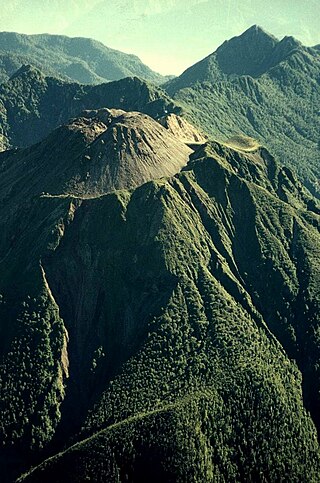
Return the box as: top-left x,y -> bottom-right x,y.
0,66 -> 182,150
165,26 -> 320,196
18,386 -> 320,482
0,291 -> 66,450
0,121 -> 319,480
0,32 -> 165,85
0,26 -> 320,480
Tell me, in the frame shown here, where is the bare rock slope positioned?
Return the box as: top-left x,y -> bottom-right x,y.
158,113 -> 207,145
0,108 -> 192,201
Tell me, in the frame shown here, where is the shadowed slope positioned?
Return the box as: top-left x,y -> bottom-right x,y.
0,66 -> 182,151
0,131 -> 319,481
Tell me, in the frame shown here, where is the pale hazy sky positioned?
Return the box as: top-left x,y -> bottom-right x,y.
0,0 -> 319,75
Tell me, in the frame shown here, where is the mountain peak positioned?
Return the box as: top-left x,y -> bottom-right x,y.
216,25 -> 278,76
215,26 -> 304,78
223,24 -> 278,48
9,63 -> 45,81
281,35 -> 302,48
53,108 -> 193,195
242,24 -> 275,39
0,108 -> 193,200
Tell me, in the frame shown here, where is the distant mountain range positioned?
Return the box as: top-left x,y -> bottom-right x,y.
0,25 -> 320,483
0,26 -> 319,197
1,0 -> 319,76
0,31 -> 166,84
165,25 -> 320,196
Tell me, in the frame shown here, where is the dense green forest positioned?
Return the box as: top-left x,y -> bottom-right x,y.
165,26 -> 320,196
0,65 -> 181,151
0,25 -> 319,483
0,107 -> 319,480
0,32 -> 165,85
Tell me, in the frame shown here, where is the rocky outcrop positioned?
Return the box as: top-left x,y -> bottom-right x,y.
158,113 -> 207,145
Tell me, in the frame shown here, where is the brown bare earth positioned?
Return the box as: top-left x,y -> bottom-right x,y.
0,108 -> 193,200
158,113 -> 208,145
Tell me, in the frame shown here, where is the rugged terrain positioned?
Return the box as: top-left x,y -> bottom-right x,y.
165,25 -> 320,195
1,25 -> 319,199
0,107 -> 192,199
0,107 -> 319,481
0,65 -> 181,151
0,31 -> 165,85
0,25 -> 319,483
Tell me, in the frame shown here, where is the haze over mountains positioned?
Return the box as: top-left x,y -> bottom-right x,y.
1,0 -> 320,74
0,24 -> 320,483
0,31 -> 166,85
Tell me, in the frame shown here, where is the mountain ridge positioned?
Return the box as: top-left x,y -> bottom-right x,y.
0,107 -> 192,200
0,31 -> 166,85
0,24 -> 320,483
165,25 -> 320,196
0,66 -> 183,151
165,25 -> 305,91
0,113 -> 319,481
